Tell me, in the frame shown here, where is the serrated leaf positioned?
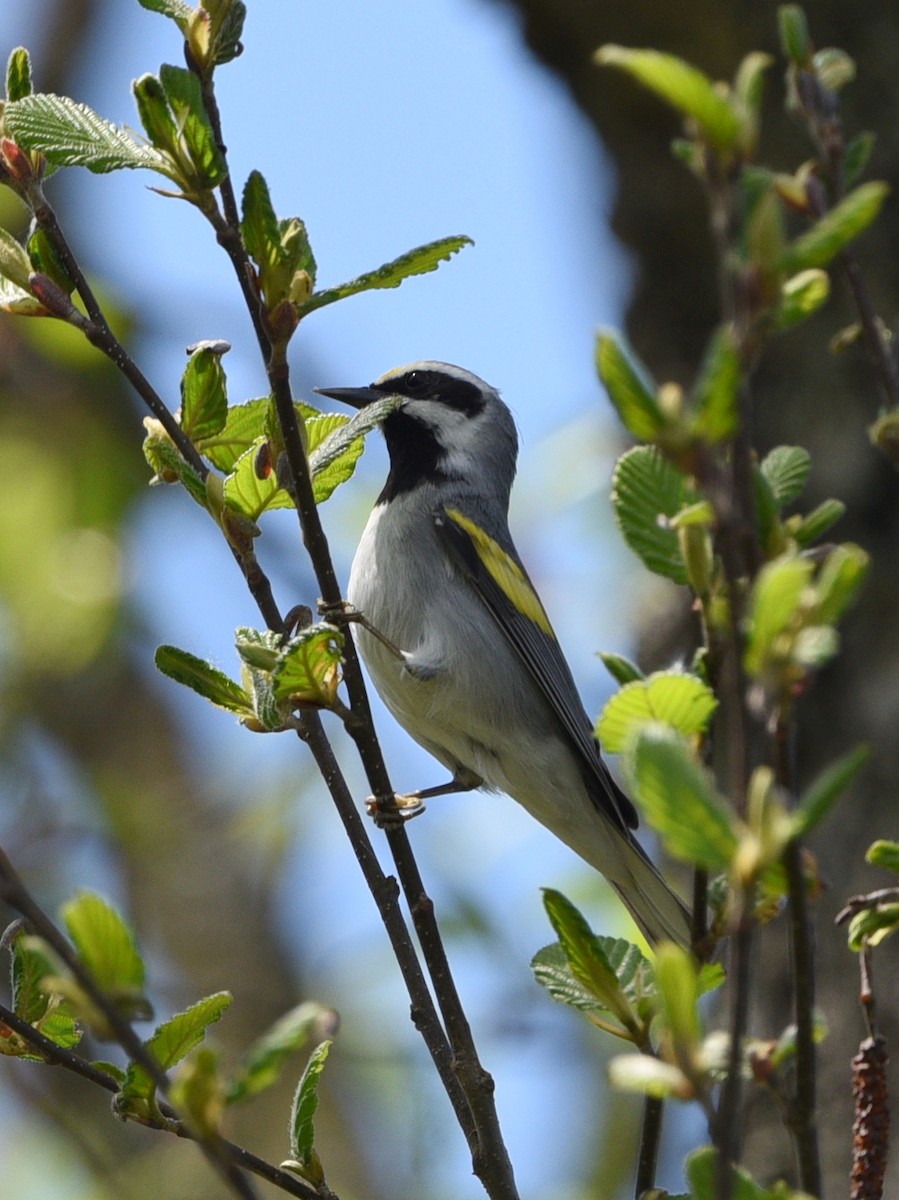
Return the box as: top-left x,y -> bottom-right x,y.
198,397 -> 269,471
223,442 -> 290,520
181,345 -> 228,443
691,326 -> 740,442
760,446 -> 811,507
61,892 -> 147,1011
6,48 -> 32,102
9,932 -> 64,1024
595,330 -> 664,440
158,64 -> 226,187
792,498 -> 845,547
155,644 -> 255,718
597,672 -> 717,754
774,269 -> 830,330
686,1146 -> 772,1200
743,555 -> 814,678
170,1047 -> 225,1137
608,1053 -> 691,1099
867,840 -> 899,875
628,727 -> 738,869
306,411 -> 366,502
297,235 -> 472,316
778,181 -> 890,273
136,0 -> 192,28
611,446 -> 694,583
227,1002 -> 338,1105
792,746 -> 868,838
596,46 -> 740,149
142,433 -> 208,505
286,1040 -> 332,1183
812,543 -> 868,625
5,93 -> 173,176
271,626 -> 343,709
598,651 -> 645,686
122,992 -> 233,1104
542,890 -> 643,1038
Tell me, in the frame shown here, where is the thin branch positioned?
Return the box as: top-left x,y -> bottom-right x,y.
0,849 -> 259,1200
635,1095 -> 664,1197
0,1003 -> 324,1199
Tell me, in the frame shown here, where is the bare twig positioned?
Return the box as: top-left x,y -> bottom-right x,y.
635,1095 -> 664,1198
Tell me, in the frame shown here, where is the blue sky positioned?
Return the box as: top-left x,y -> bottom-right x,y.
3,3 -> 696,1196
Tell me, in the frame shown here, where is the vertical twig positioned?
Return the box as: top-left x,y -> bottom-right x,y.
634,1095 -> 664,1198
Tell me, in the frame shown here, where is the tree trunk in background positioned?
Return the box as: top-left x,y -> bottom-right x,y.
490,0 -> 899,1191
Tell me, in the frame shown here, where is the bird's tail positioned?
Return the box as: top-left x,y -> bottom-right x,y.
606,830 -> 693,950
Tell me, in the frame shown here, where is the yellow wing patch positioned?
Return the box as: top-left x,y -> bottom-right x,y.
444,508 -> 553,637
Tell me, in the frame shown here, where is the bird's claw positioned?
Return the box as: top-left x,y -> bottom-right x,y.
366,793 -> 427,826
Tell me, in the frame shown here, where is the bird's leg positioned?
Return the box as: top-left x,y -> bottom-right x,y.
317,599 -> 406,662
367,768 -> 483,826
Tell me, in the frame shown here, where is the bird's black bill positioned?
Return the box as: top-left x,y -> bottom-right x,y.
313,384 -> 383,409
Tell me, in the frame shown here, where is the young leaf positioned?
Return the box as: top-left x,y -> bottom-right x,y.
811,543 -> 869,625
595,46 -> 740,149
223,443 -> 290,520
226,1002 -> 339,1105
306,411 -> 367,503
597,671 -> 717,753
691,326 -> 740,442
611,446 -> 694,583
271,627 -> 343,709
792,745 -> 869,837
122,992 -> 233,1104
155,645 -> 255,718
848,905 -> 899,952
296,235 -> 473,316
197,397 -> 269,471
5,94 -> 173,176
597,651 -> 645,686
778,5 -> 812,66
791,498 -> 845,546
743,555 -> 814,678
60,892 -> 149,1017
181,344 -> 229,443
136,0 -> 192,28
774,268 -> 831,330
607,1053 -> 691,1099
0,227 -> 35,292
844,131 -> 876,190
778,181 -> 890,273
157,64 -> 227,187
283,1041 -> 333,1186
867,840 -> 899,875
655,942 -> 701,1050
542,890 -> 642,1039
169,1046 -> 224,1137
760,446 -> 811,507
6,47 -> 32,102
686,1145 -> 772,1200
628,727 -> 739,869
595,330 -> 665,440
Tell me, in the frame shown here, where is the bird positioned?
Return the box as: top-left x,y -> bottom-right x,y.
315,361 -> 692,949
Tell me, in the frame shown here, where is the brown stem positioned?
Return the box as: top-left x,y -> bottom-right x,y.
634,1095 -> 664,1197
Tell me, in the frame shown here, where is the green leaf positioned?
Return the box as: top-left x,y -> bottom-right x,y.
686,1145 -> 772,1199
283,1041 -> 332,1186
691,326 -> 740,442
760,445 -> 810,507
844,131 -> 876,189
607,1053 -> 691,1099
611,446 -> 694,583
122,992 -> 233,1104
27,227 -> 75,295
628,727 -> 738,869
227,1002 -> 338,1105
306,412 -> 365,502
774,269 -> 830,330
597,671 -> 717,754
595,330 -> 664,440
181,343 -> 229,443
223,442 -> 289,520
778,182 -> 890,273
7,929 -> 65,1025
814,47 -> 856,92
655,942 -> 701,1049
597,651 -> 645,686
595,46 -> 740,149
5,93 -> 173,176
541,890 -> 642,1039
136,0 -> 192,28
296,235 -> 473,316
791,498 -> 845,546
270,626 -> 343,709
848,904 -> 899,951
743,555 -> 814,678
155,644 -> 255,718
6,47 -> 32,102
143,433 -> 208,506
778,6 -> 812,66
811,543 -> 868,625
158,64 -> 227,187
198,397 -> 269,471
61,892 -> 148,1016
867,840 -> 899,875
240,171 -> 288,304
792,746 -> 869,838
169,1046 -> 223,1137
733,51 -> 773,116
0,227 -> 34,292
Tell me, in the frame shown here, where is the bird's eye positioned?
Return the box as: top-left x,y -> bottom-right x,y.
402,370 -> 434,398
